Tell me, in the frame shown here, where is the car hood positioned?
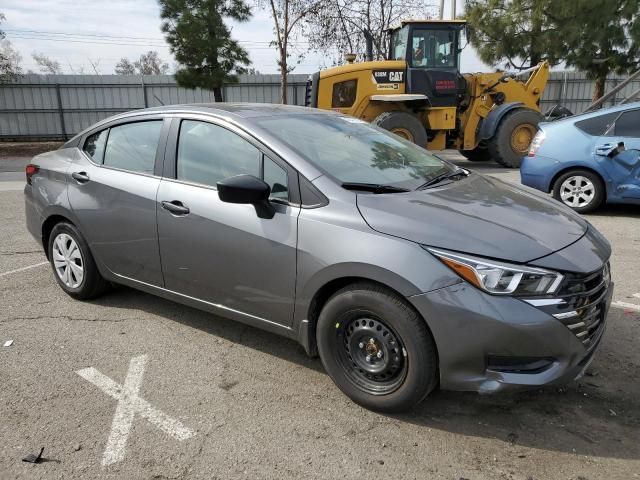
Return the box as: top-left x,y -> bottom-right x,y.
356,173 -> 588,263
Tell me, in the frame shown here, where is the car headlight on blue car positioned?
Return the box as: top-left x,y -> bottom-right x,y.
426,247 -> 564,296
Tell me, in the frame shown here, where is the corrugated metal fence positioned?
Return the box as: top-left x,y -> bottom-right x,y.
1,72 -> 638,141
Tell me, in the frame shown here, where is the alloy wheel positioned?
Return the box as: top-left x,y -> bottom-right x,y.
52,233 -> 84,288
559,175 -> 596,208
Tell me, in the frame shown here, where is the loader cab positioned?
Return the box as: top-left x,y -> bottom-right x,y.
389,20 -> 467,107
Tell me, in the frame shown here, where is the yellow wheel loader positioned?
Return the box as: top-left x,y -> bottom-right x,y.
304,20 -> 549,168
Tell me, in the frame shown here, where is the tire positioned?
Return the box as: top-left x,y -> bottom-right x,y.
488,108 -> 542,168
48,222 -> 109,300
552,169 -> 605,214
459,147 -> 491,162
372,111 -> 428,148
316,282 -> 438,412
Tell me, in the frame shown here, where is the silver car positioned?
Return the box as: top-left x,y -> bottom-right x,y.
24,104 -> 613,412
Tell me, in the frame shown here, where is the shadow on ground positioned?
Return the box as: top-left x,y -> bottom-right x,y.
91,286 -> 640,461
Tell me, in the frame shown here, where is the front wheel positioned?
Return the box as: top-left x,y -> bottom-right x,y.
489,109 -> 542,168
316,282 -> 438,412
552,170 -> 605,213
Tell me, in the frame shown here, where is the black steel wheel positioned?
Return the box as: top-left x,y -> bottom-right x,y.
336,315 -> 408,395
316,282 -> 438,412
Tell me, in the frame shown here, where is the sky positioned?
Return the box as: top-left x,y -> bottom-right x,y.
1,0 -> 488,75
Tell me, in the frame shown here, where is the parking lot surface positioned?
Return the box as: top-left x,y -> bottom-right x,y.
1,152 -> 639,480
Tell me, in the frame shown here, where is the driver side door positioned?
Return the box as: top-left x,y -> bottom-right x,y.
156,117 -> 301,327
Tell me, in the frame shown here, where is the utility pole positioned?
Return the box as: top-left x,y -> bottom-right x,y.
451,0 -> 457,19
439,0 -> 445,19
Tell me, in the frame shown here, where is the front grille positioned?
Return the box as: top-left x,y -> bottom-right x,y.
552,263 -> 610,350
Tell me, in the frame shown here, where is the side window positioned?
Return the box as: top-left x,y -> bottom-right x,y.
263,156 -> 289,201
575,112 -> 619,136
83,129 -> 108,163
177,120 -> 260,188
103,121 -> 162,174
613,110 -> 640,137
332,80 -> 357,108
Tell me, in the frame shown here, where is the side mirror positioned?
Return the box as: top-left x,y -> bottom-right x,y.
217,174 -> 275,219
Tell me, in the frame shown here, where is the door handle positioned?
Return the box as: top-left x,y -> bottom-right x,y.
161,200 -> 190,215
71,171 -> 90,183
595,143 -> 615,156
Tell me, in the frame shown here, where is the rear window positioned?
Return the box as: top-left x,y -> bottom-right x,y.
83,129 -> 108,162
574,112 -> 619,136
103,121 -> 163,175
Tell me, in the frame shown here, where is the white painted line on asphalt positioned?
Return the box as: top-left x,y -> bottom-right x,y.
612,301 -> 640,312
76,355 -> 196,466
0,181 -> 26,192
0,261 -> 48,278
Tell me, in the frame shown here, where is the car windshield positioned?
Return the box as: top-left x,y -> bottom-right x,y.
254,114 -> 453,190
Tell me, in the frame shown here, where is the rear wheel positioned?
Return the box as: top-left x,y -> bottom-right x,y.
316,282 -> 438,412
48,222 -> 109,300
459,146 -> 491,162
489,109 -> 542,168
552,169 -> 605,213
372,111 -> 428,148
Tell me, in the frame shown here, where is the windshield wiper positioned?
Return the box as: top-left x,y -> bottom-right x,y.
341,182 -> 411,194
417,168 -> 469,190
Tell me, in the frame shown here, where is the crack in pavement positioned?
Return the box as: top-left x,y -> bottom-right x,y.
0,250 -> 43,255
2,314 -> 135,323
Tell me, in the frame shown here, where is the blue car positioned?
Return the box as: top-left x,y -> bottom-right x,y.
521,102 -> 640,213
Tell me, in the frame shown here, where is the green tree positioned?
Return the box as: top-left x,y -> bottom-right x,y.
465,0 -> 640,101
159,0 -> 252,102
549,0 -> 640,102
464,0 -> 560,70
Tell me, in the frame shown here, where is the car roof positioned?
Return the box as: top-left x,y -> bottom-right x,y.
130,103 -> 328,119
64,103 -> 336,147
541,100 -> 640,130
569,101 -> 640,121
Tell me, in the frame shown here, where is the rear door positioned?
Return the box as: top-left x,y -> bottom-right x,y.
156,116 -> 300,327
594,109 -> 640,200
68,117 -> 169,285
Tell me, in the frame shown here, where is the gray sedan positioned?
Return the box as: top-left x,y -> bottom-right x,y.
24,104 -> 613,411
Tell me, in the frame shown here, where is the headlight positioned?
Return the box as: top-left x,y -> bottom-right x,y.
426,248 -> 564,296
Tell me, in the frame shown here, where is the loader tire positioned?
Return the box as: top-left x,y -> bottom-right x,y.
459,147 -> 491,162
489,109 -> 542,168
372,112 -> 428,148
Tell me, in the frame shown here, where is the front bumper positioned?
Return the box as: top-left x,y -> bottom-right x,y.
408,278 -> 613,393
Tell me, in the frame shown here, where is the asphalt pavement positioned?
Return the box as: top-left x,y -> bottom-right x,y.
1,152 -> 639,480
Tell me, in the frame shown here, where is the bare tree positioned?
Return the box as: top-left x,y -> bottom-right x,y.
258,0 -> 322,103
87,57 -> 102,74
306,0 -> 438,64
115,58 -> 136,75
135,51 -> 169,75
32,52 -> 62,74
114,51 -> 169,75
0,13 -> 22,82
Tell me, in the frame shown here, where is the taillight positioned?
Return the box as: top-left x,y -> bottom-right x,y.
528,130 -> 546,157
25,164 -> 39,185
